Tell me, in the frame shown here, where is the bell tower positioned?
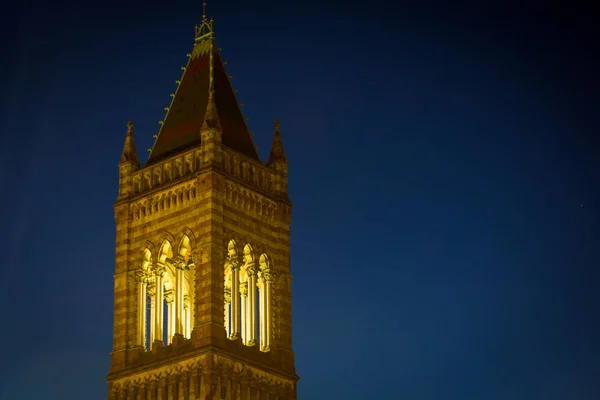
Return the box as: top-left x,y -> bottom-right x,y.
107,9 -> 297,400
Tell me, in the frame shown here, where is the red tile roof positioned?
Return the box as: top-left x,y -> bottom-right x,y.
147,36 -> 258,165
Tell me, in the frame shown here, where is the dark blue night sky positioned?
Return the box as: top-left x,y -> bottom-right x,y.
1,1 -> 599,399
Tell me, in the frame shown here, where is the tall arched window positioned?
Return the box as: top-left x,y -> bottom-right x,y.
242,244 -> 257,346
150,240 -> 173,345
223,241 -> 272,351
139,237 -> 194,351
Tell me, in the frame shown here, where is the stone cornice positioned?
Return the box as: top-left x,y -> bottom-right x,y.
107,350 -> 297,390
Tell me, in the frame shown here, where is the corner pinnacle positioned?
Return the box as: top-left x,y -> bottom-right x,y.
201,92 -> 222,132
267,119 -> 288,166
120,120 -> 140,166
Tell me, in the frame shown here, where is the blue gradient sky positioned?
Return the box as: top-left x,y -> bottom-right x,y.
1,1 -> 599,399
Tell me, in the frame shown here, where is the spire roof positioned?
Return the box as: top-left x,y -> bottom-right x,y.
120,120 -> 140,166
146,14 -> 258,165
267,120 -> 288,166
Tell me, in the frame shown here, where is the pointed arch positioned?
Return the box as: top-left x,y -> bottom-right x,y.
243,243 -> 255,265
227,239 -> 240,259
141,240 -> 156,257
157,239 -> 173,265
141,248 -> 152,271
178,227 -> 197,254
178,235 -> 192,260
258,253 -> 271,271
156,231 -> 176,255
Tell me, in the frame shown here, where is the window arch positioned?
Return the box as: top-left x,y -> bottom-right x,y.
136,234 -> 195,352
223,240 -> 272,351
241,244 -> 257,346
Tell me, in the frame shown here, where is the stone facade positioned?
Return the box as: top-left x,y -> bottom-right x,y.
106,15 -> 297,400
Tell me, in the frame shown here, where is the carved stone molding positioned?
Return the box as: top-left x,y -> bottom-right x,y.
130,182 -> 198,221
224,182 -> 276,221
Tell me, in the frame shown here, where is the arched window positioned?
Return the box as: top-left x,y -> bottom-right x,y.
223,241 -> 271,351
138,236 -> 194,351
242,244 -> 257,346
148,240 -> 173,346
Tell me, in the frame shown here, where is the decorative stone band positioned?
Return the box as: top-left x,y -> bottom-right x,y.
109,354 -> 296,400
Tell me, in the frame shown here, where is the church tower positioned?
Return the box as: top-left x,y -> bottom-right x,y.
107,8 -> 297,400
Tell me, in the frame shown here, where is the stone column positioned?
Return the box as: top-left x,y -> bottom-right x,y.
136,271 -> 148,349
189,371 -> 199,400
175,261 -> 185,336
148,282 -> 156,344
230,259 -> 241,339
263,270 -> 273,351
224,288 -> 231,336
165,290 -> 174,344
149,381 -> 158,400
240,379 -> 249,400
246,263 -> 257,346
221,374 -> 231,400
158,377 -> 167,400
168,375 -> 177,400
136,384 -> 146,400
230,378 -> 240,400
184,294 -> 191,338
240,282 -> 248,344
258,279 -> 265,350
154,266 -> 165,345
180,373 -> 189,400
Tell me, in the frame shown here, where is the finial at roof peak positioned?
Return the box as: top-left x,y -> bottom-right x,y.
195,2 -> 214,40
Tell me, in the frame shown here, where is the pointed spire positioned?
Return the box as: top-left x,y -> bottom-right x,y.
147,9 -> 259,165
267,120 -> 288,166
120,120 -> 140,166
